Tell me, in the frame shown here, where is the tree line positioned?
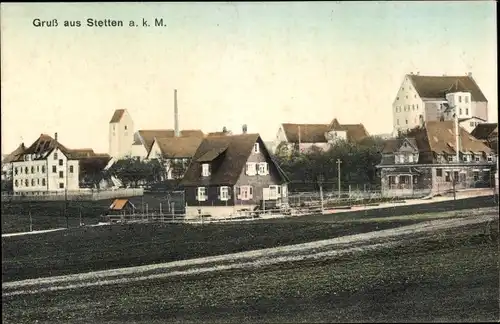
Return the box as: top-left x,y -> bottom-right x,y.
272,136 -> 385,192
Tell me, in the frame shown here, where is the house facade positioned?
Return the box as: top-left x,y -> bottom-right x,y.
181,132 -> 289,219
274,118 -> 369,155
392,73 -> 489,136
12,134 -> 80,194
378,121 -> 496,198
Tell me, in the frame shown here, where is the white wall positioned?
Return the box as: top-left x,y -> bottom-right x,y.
131,143 -> 148,160
392,76 -> 425,134
109,110 -> 134,159
326,130 -> 347,142
445,92 -> 472,119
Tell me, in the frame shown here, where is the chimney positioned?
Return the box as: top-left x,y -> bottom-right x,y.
467,72 -> 472,77
54,132 -> 58,141
242,124 -> 247,134
174,89 -> 179,137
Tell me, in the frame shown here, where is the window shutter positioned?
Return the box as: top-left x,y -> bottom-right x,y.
249,186 -> 253,198
245,163 -> 249,175
253,163 -> 258,175
265,163 -> 269,175
218,186 -> 221,200
236,186 -> 241,199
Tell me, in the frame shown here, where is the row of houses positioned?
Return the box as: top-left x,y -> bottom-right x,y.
2,73 -> 497,217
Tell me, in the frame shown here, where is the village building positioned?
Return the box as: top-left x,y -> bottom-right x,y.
181,130 -> 289,219
9,133 -> 110,195
146,135 -> 205,180
392,73 -> 489,136
273,118 -> 369,154
377,121 -> 496,198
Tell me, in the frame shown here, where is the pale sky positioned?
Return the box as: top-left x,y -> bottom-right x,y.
1,1 -> 497,155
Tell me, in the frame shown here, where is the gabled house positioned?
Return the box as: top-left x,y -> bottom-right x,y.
377,121 -> 496,197
131,129 -> 205,160
392,73 -> 488,135
181,133 -> 290,218
109,109 -> 135,159
146,136 -> 204,180
274,118 -> 369,154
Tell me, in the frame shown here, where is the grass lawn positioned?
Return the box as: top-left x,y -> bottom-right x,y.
2,219 -> 498,323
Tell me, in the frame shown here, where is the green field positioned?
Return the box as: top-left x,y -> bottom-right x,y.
2,220 -> 498,323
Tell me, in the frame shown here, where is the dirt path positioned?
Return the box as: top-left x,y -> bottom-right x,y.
3,209 -> 498,296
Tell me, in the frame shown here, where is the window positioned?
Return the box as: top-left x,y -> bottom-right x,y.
405,95 -> 408,99
458,96 -> 462,103
470,122 -> 474,127
15,167 -> 18,175
37,166 -> 39,172
196,187 -> 207,201
245,162 -> 257,176
54,153 -> 58,160
462,154 -> 470,162
414,94 -> 416,98
465,96 -> 469,103
475,155 -> 480,162
405,120 -> 408,125
412,104 -> 415,110
447,155 -> 454,162
42,165 -> 45,173
396,97 -> 399,100
416,104 -> 419,109
124,125 -> 128,130
52,166 -> 57,173
408,154 -> 414,163
238,186 -> 253,200
473,171 -> 479,181
31,179 -> 35,186
69,165 -> 74,173
436,168 -> 443,177
59,159 -> 63,166
445,171 -> 451,182
59,171 -> 64,178
253,143 -> 259,153
394,155 -> 399,163
487,155 -> 493,162
25,167 -> 28,174
59,183 -> 64,189
201,164 -> 210,177
31,166 -> 34,173
397,119 -> 400,125
459,108 -> 462,115
42,178 -> 46,186
257,162 -> 269,175
37,179 -> 40,185
15,180 -> 18,187
413,176 -> 418,184
219,186 -> 229,201
25,179 -> 29,187
465,108 -> 469,115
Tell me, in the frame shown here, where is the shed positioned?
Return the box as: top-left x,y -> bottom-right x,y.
108,199 -> 136,215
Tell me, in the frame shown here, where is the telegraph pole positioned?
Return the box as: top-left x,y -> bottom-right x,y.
318,174 -> 324,214
336,159 -> 342,198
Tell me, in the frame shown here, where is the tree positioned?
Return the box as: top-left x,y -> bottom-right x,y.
272,136 -> 383,192
79,157 -> 111,190
109,157 -> 151,188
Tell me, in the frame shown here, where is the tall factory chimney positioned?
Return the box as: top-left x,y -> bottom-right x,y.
174,89 -> 180,137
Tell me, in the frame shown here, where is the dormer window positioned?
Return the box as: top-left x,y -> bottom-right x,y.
253,143 -> 260,153
487,155 -> 493,162
201,163 -> 211,177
